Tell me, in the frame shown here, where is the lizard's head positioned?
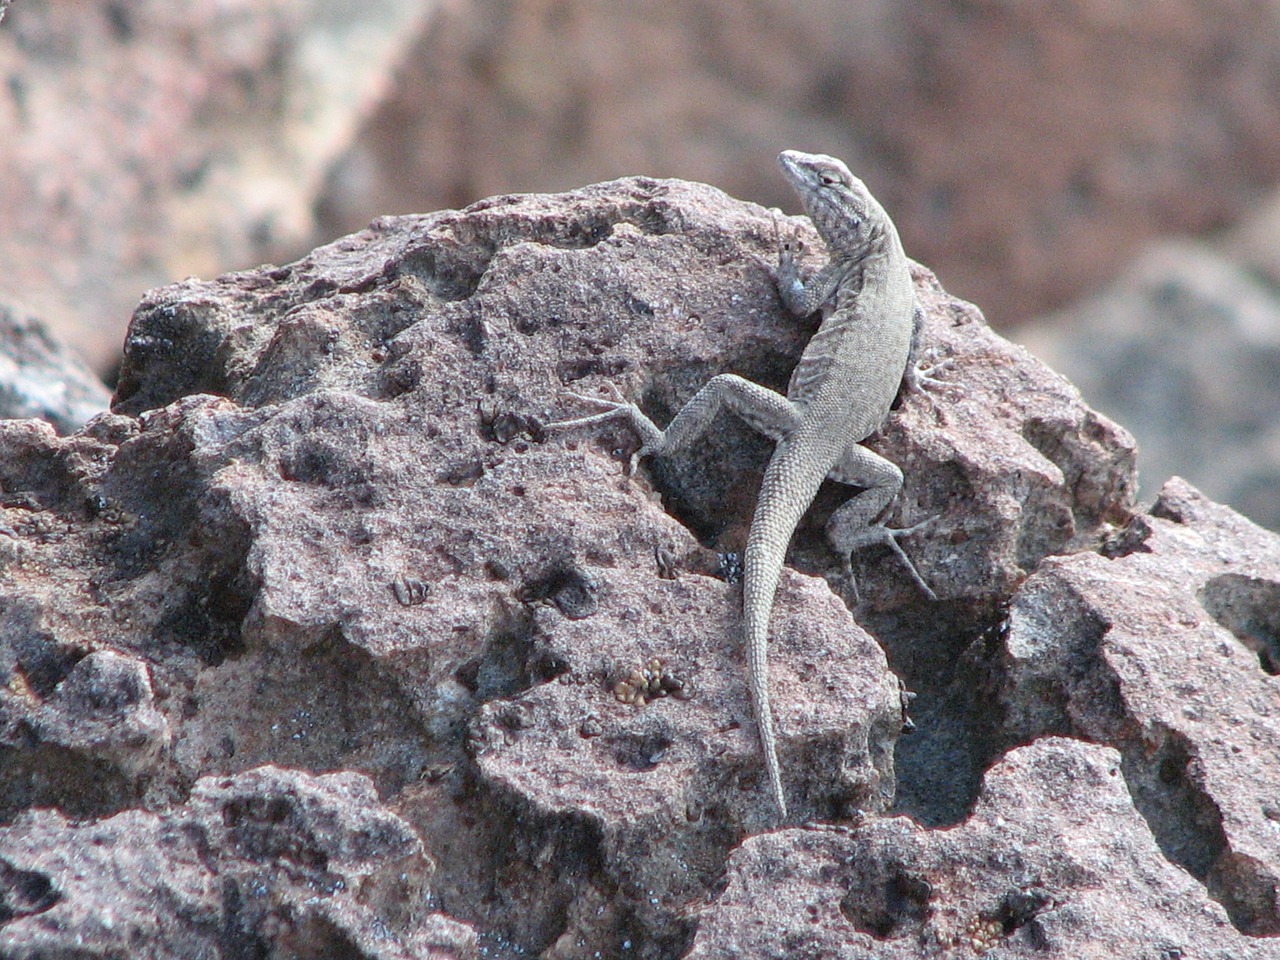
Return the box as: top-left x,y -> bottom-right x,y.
777,150 -> 883,250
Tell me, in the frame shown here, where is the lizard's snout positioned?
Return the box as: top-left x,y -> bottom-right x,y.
777,150 -> 805,179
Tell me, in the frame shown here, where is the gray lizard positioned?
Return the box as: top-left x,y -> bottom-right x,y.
554,150 -> 936,820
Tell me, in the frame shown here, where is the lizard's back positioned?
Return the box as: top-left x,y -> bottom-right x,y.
787,243 -> 915,442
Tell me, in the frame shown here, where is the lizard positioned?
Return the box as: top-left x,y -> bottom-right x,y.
552,150 -> 937,820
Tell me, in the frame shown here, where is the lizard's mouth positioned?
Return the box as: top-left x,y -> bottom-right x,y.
777,151 -> 806,185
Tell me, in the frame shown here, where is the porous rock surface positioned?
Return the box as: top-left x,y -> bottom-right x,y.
0,765 -> 469,959
0,176 -> 1276,958
688,738 -> 1268,959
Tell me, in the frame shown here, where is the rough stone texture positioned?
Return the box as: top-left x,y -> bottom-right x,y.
0,765 -> 473,958
322,0 -> 1280,327
688,738 -> 1271,959
0,176 -> 1276,958
0,300 -> 110,432
1000,478 -> 1280,936
0,0 -> 434,371
1018,240 -> 1280,531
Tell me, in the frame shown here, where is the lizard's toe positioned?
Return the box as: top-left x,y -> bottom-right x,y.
890,513 -> 940,537
910,353 -> 960,396
837,569 -> 862,604
565,390 -> 626,410
547,388 -> 636,429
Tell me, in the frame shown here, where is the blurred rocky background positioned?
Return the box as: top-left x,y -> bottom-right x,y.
6,0 -> 1280,527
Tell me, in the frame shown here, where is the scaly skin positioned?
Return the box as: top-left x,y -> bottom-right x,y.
554,151 -> 935,820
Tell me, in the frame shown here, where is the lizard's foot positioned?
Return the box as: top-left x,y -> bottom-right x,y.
548,383 -> 632,428
884,517 -> 939,600
838,516 -> 939,601
547,384 -> 663,473
835,566 -> 863,605
774,215 -> 806,310
906,347 -> 958,397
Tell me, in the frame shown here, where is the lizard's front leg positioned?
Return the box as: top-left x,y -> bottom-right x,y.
551,374 -> 800,471
775,219 -> 841,318
825,443 -> 937,601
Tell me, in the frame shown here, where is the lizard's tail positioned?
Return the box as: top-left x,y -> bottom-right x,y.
743,446 -> 830,821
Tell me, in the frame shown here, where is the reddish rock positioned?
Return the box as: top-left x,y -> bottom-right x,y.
2,174 -> 1273,958
999,478 -> 1280,935
0,765 -> 471,959
687,738 -> 1270,959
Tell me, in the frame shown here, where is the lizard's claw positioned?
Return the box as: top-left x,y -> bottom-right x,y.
835,565 -> 862,605
549,383 -> 634,428
775,218 -> 804,267
879,516 -> 939,601
906,347 -> 958,396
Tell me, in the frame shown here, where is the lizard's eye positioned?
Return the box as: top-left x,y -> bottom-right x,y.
819,174 -> 839,186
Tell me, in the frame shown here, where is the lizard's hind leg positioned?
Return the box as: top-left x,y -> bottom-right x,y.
825,444 -> 937,601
